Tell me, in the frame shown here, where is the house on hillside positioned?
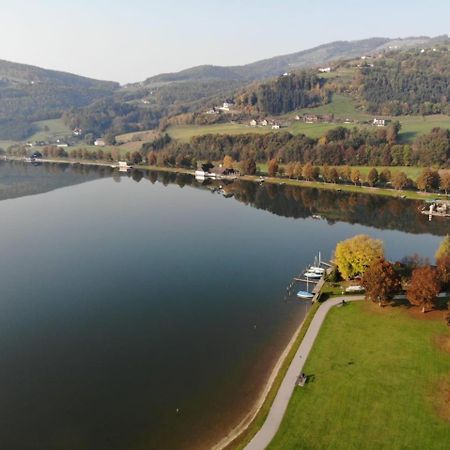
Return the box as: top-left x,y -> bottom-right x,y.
72,128 -> 82,136
260,119 -> 268,126
294,115 -> 301,121
372,118 -> 389,127
94,139 -> 106,146
219,100 -> 235,111
250,119 -> 257,127
304,114 -> 319,123
205,107 -> 219,115
272,123 -> 281,129
318,67 -> 331,73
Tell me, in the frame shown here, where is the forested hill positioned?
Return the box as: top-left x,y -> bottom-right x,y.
0,59 -> 119,140
142,36 -> 446,85
359,48 -> 450,115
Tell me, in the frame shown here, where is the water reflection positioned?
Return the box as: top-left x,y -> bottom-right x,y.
1,161 -> 447,237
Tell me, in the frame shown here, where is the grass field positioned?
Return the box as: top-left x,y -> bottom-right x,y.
268,302 -> 450,450
289,94 -> 370,121
166,93 -> 450,144
167,123 -> 277,142
28,118 -> 72,142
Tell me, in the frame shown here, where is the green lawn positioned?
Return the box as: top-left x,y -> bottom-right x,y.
290,94 -> 370,121
167,123 -> 276,142
28,118 -> 72,142
399,115 -> 450,143
268,302 -> 450,450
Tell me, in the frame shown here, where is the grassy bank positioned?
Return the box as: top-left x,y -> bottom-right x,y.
223,301 -> 322,450
6,156 -> 446,202
268,302 -> 450,450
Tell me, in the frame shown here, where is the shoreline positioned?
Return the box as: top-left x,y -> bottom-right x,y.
3,156 -> 447,202
211,303 -> 312,450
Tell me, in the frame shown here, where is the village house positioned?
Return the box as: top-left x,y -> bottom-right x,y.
250,119 -> 257,127
205,107 -> 219,115
72,128 -> 82,136
294,115 -> 301,121
94,139 -> 106,146
372,118 -> 389,127
260,119 -> 268,126
304,114 -> 319,124
219,100 -> 235,111
272,123 -> 280,129
318,67 -> 331,73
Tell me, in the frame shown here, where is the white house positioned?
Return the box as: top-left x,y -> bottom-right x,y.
94,139 -> 106,146
250,119 -> 257,127
372,118 -> 388,127
272,123 -> 280,129
318,67 -> 331,73
260,119 -> 268,127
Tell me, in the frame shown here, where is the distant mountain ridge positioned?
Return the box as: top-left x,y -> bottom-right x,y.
142,35 -> 449,85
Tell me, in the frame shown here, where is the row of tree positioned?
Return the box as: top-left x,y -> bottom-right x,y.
143,127 -> 450,168
334,234 -> 450,313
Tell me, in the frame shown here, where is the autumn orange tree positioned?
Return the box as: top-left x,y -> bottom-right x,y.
268,158 -> 278,177
407,266 -> 441,313
362,258 -> 401,306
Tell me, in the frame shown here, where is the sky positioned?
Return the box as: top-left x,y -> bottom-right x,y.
0,0 -> 449,84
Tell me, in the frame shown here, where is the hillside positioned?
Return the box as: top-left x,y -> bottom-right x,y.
0,59 -> 119,140
142,36 -> 448,85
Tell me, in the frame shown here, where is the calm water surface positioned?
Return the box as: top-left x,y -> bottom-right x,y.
0,162 -> 447,450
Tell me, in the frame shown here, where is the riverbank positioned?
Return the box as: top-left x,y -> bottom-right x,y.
4,156 -> 447,201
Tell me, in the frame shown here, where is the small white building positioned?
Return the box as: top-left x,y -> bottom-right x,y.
372,118 -> 388,127
94,139 -> 106,146
250,119 -> 257,127
318,67 -> 331,73
260,119 -> 268,127
272,123 -> 280,129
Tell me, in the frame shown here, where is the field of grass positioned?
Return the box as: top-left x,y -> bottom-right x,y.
399,115 -> 450,143
268,302 -> 450,450
290,94 -> 370,121
167,123 -> 277,142
28,118 -> 72,142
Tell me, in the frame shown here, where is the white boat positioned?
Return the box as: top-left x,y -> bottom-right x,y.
304,271 -> 321,279
309,266 -> 325,274
297,290 -> 314,299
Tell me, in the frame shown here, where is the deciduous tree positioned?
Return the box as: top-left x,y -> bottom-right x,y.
268,158 -> 278,177
334,234 -> 384,280
439,172 -> 450,195
367,168 -> 379,187
392,171 -> 408,190
362,258 -> 401,306
407,266 -> 441,313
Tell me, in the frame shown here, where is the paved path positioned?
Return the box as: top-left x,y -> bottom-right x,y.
244,295 -> 365,450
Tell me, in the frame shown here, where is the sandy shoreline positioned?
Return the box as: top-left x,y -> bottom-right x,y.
211,304 -> 312,450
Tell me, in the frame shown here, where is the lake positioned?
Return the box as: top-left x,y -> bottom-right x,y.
0,161 -> 447,450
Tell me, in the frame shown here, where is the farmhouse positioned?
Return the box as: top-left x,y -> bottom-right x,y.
372,118 -> 389,127
304,114 -> 319,123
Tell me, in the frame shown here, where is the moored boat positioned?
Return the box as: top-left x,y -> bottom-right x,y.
297,290 -> 314,299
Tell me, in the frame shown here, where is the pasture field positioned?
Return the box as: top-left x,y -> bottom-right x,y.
268,301 -> 450,450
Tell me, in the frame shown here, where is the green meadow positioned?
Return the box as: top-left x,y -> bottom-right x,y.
268,302 -> 450,450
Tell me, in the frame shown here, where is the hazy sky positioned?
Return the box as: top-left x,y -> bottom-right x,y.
0,0 -> 448,84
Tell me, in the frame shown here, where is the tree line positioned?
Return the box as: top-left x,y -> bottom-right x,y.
334,234 -> 450,314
